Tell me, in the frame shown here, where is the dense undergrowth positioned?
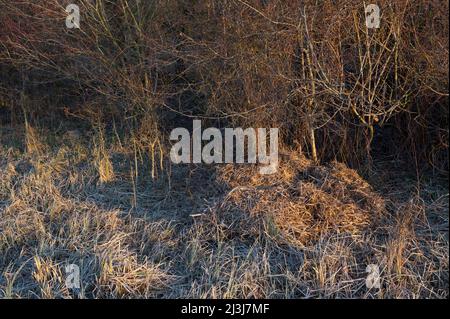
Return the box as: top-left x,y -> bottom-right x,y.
0,0 -> 448,298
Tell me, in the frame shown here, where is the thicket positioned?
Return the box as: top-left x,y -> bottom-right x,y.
0,0 -> 448,174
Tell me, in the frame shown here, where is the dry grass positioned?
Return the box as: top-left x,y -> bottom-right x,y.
0,125 -> 447,299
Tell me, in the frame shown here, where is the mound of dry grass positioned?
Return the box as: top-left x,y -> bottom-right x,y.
214,154 -> 385,246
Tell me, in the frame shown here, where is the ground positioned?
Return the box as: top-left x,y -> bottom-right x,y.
0,123 -> 448,298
